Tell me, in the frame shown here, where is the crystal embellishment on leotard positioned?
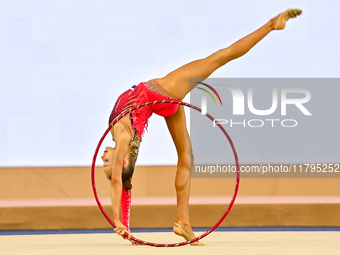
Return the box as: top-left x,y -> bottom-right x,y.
146,80 -> 175,99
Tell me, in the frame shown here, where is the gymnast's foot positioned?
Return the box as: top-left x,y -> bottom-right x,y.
272,8 -> 303,30
173,223 -> 207,246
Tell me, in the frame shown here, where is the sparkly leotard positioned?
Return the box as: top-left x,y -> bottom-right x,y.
109,79 -> 180,138
108,79 -> 180,230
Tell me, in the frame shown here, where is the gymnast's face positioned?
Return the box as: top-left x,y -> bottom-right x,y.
101,146 -> 129,179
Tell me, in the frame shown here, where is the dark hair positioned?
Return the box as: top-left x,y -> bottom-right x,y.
121,159 -> 135,190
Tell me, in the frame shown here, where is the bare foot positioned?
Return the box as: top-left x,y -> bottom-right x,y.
273,8 -> 303,30
173,223 -> 206,246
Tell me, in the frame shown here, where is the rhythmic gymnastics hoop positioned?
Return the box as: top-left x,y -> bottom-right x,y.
91,100 -> 240,247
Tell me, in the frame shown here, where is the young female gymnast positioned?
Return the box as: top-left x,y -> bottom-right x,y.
101,8 -> 302,245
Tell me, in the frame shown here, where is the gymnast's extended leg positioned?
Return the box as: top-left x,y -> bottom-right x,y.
159,8 -> 302,243
158,8 -> 302,100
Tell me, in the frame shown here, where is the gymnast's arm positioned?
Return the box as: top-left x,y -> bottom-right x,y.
111,124 -> 131,238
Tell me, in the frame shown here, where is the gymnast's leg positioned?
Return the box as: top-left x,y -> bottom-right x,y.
164,106 -> 204,245
159,8 -> 302,244
157,8 -> 302,100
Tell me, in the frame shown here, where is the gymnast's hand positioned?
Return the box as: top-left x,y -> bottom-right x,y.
113,220 -> 140,245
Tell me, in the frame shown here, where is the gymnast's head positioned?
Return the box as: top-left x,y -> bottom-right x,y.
101,146 -> 135,190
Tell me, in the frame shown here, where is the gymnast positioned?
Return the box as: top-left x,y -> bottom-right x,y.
101,9 -> 302,245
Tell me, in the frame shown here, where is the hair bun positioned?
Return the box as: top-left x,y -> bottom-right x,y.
123,180 -> 132,190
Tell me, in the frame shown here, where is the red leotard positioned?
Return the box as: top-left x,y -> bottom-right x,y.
109,79 -> 179,138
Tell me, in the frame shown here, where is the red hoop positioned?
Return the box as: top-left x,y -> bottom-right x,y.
91,100 -> 240,247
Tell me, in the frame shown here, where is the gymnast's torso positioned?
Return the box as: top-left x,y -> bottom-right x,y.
109,79 -> 179,141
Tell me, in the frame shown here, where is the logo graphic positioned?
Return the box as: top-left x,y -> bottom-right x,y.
195,80 -> 312,128
196,82 -> 222,115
